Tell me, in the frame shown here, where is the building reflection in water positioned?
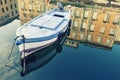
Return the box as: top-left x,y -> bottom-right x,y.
20,28 -> 69,76
64,5 -> 120,50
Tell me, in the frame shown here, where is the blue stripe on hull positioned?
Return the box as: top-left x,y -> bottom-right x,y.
16,32 -> 59,45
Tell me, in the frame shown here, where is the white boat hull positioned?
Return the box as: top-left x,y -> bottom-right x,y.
18,25 -> 68,58
16,5 -> 70,58
19,37 -> 57,58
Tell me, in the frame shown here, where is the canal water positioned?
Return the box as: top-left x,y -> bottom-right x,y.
0,19 -> 120,80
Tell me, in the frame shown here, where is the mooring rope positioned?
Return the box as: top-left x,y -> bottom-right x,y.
5,35 -> 25,72
5,39 -> 16,66
0,37 -> 22,80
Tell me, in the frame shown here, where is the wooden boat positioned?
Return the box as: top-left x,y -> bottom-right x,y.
15,2 -> 70,59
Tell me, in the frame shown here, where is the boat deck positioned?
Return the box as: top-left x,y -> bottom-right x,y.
31,15 -> 64,30
17,9 -> 70,39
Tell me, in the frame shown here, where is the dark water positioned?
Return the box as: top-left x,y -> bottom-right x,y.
0,19 -> 120,80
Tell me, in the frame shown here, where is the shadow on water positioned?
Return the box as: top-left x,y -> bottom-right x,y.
20,28 -> 69,76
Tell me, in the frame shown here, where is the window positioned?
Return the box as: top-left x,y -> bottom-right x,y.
81,22 -> 86,30
75,10 -> 80,18
14,3 -> 17,8
15,10 -> 18,14
97,36 -> 102,43
80,34 -> 84,40
2,8 -> 4,13
0,1 -> 2,4
87,34 -> 92,41
5,0 -> 7,3
103,14 -> 110,23
12,11 -> 14,16
113,15 -> 120,24
90,24 -> 95,32
6,7 -> 8,11
72,32 -> 77,38
11,4 -> 13,9
84,11 -> 89,19
92,12 -> 98,20
37,4 -> 41,12
100,26 -> 106,34
73,21 -> 78,28
106,39 -> 111,46
109,28 -> 115,36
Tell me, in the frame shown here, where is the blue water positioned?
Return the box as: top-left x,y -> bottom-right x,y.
0,19 -> 120,80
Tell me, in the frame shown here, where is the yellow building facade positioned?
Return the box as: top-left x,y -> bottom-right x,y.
17,0 -> 53,25
0,0 -> 19,26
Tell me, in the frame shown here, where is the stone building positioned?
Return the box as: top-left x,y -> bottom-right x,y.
0,0 -> 19,26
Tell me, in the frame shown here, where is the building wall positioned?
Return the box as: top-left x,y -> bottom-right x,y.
17,0 -> 52,25
0,0 -> 19,26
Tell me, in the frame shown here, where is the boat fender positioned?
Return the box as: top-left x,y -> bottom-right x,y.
16,37 -> 24,45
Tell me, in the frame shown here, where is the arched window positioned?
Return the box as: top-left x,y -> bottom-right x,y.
2,8 -> 5,13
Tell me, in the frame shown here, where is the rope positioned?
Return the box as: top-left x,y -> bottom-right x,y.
0,36 -> 22,80
5,64 -> 21,72
5,39 -> 16,66
4,35 -> 25,74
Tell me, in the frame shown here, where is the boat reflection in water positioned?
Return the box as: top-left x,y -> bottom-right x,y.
20,28 -> 69,76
